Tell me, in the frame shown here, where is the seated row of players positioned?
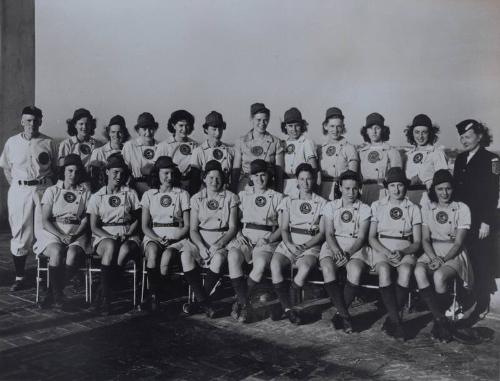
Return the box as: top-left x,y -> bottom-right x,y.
37,151 -> 471,342
56,103 -> 447,207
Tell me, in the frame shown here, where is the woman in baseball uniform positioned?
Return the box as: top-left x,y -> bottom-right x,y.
319,170 -> 371,333
190,111 -> 234,193
89,115 -> 131,191
87,153 -> 141,315
141,156 -> 190,311
271,163 -> 326,325
58,108 -> 102,171
359,113 -> 402,205
318,107 -> 359,200
404,114 -> 448,206
281,108 -> 318,197
178,160 -> 238,317
415,169 -> 473,341
154,110 -> 198,194
232,103 -> 284,193
363,167 -> 422,339
35,154 -> 91,309
227,159 -> 283,323
122,112 -> 159,197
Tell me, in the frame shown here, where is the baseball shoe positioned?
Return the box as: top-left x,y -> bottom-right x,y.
10,279 -> 25,292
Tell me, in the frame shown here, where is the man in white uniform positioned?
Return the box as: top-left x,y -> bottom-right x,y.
0,106 -> 58,291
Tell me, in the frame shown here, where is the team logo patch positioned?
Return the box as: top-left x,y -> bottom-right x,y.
389,207 -> 403,220
79,144 -> 91,155
251,145 -> 264,156
286,144 -> 295,154
38,152 -> 50,165
367,151 -> 380,163
207,199 -> 219,210
160,195 -> 172,207
326,146 -> 336,156
255,196 -> 267,207
436,211 -> 448,224
299,202 -> 312,214
212,148 -> 223,160
108,195 -> 121,207
341,210 -> 353,223
413,153 -> 424,164
492,159 -> 500,175
179,144 -> 191,156
143,148 -> 154,160
63,192 -> 77,203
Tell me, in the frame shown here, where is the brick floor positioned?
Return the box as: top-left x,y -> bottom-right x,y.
0,228 -> 498,380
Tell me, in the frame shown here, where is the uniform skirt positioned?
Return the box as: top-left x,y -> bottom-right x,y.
175,229 -> 228,268
227,227 -> 279,263
319,236 -> 366,267
34,220 -> 92,255
273,230 -> 320,265
352,236 -> 416,270
92,224 -> 141,249
142,225 -> 184,249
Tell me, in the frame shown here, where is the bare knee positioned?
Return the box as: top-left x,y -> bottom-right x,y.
377,263 -> 392,286
346,260 -> 363,285
210,252 -> 226,273
397,264 -> 413,287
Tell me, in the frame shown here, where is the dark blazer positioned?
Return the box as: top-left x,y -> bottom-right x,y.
453,146 -> 499,236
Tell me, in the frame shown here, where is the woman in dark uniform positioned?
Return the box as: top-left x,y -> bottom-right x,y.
453,119 -> 499,320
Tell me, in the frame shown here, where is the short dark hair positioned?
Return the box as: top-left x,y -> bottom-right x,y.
295,162 -> 316,178
57,163 -> 87,184
360,124 -> 390,143
148,166 -> 182,189
167,110 -> 195,135
281,120 -> 309,134
66,116 -> 97,137
428,181 -> 457,203
103,123 -> 131,143
404,124 -> 440,146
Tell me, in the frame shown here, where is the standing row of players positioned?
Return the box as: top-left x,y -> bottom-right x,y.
0,105 -> 498,340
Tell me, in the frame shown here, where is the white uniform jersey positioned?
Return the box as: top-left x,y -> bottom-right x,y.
405,145 -> 448,187
154,136 -> 198,177
359,142 -> 402,182
318,139 -> 358,180
89,142 -> 122,165
283,134 -> 317,177
190,140 -> 234,176
234,130 -> 284,175
122,138 -> 158,178
58,136 -> 102,168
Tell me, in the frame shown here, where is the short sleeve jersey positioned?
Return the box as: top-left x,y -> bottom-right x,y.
121,138 -> 158,178
318,139 -> 359,178
0,133 -> 57,180
234,130 -> 284,175
191,189 -> 239,230
41,181 -> 91,222
283,135 -> 317,176
89,142 -> 122,166
154,136 -> 198,177
371,196 -> 422,237
238,188 -> 283,226
190,140 -> 234,175
58,136 -> 102,168
405,145 -> 448,187
422,201 -> 470,241
279,193 -> 327,231
141,187 -> 190,225
359,143 -> 401,181
87,185 -> 141,224
323,199 -> 371,238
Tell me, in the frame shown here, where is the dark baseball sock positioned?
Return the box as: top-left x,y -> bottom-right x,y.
290,281 -> 302,307
344,281 -> 360,308
13,255 -> 27,279
147,267 -> 161,293
379,285 -> 400,324
231,276 -> 248,305
420,286 -> 444,319
100,265 -> 113,299
436,291 -> 452,314
203,269 -> 221,296
65,264 -> 78,284
184,268 -> 208,303
396,284 -> 410,310
324,280 -> 350,318
274,281 -> 291,310
247,276 -> 258,296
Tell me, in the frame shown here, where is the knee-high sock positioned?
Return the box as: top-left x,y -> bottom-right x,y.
380,285 -> 400,324
420,286 -> 444,319
65,264 -> 78,284
289,281 -> 302,307
324,280 -> 350,318
100,265 -> 113,299
396,284 -> 410,310
231,276 -> 248,305
203,269 -> 221,296
274,281 -> 291,310
147,267 -> 161,293
184,268 -> 208,303
13,255 -> 27,279
344,281 -> 360,308
247,277 -> 258,297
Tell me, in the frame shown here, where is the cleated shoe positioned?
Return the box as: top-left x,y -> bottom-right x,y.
10,279 -> 25,292
238,304 -> 252,324
286,309 -> 302,325
270,303 -> 284,321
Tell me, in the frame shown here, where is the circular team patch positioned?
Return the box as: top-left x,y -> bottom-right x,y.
160,195 -> 172,207
79,144 -> 91,155
413,153 -> 424,164
212,148 -> 223,160
179,144 -> 191,156
108,195 -> 121,208
207,199 -> 219,210
299,202 -> 312,214
389,207 -> 403,220
326,146 -> 336,156
38,152 -> 50,165
255,196 -> 267,207
286,144 -> 295,154
251,145 -> 264,156
341,210 -> 353,223
436,211 -> 449,224
143,148 -> 155,160
63,192 -> 77,203
367,151 -> 380,163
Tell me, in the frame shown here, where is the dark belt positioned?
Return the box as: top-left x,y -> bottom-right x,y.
133,176 -> 149,183
379,234 -> 413,242
336,234 -> 358,239
153,222 -> 183,228
431,238 -> 455,243
199,226 -> 228,232
51,217 -> 80,225
363,179 -> 383,185
322,175 -> 338,182
290,227 -> 317,236
102,222 -> 130,227
408,184 -> 426,191
17,178 -> 47,186
244,223 -> 275,232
